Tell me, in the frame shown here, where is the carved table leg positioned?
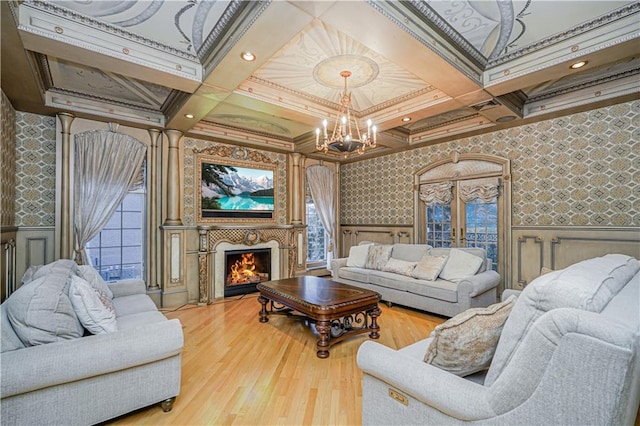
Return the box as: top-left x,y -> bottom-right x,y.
368,306 -> 381,339
316,319 -> 331,358
258,295 -> 269,323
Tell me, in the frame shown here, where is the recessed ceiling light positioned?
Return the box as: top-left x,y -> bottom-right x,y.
402,117 -> 411,122
185,114 -> 194,119
241,51 -> 256,62
570,60 -> 587,69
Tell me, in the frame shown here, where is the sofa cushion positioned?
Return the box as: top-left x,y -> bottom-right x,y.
68,276 -> 118,334
365,245 -> 393,270
368,271 -> 411,292
485,254 -> 640,386
6,273 -> 84,346
412,255 -> 448,281
346,244 -> 373,268
382,258 -> 417,276
391,244 -> 431,262
338,267 -> 371,283
112,294 -> 158,317
77,265 -> 114,300
424,295 -> 516,376
116,310 -> 168,330
439,248 -> 484,282
405,279 -> 458,303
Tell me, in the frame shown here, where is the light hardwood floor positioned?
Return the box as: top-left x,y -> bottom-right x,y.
107,293 -> 445,425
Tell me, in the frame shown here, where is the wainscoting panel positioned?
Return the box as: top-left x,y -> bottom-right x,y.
339,225 -> 413,258
15,227 -> 55,288
510,227 -> 639,290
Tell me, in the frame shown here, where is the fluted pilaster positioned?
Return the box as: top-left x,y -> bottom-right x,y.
58,112 -> 75,259
290,153 -> 303,225
147,129 -> 161,289
163,129 -> 183,226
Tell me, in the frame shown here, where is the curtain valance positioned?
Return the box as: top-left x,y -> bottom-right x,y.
458,177 -> 500,203
418,181 -> 453,205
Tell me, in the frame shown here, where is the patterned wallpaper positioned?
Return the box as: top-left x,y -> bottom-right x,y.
182,138 -> 288,226
14,112 -> 57,227
341,100 -> 639,228
1,90 -> 17,227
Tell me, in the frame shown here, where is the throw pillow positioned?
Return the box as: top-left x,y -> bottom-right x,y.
6,270 -> 84,346
413,255 -> 448,281
77,265 -> 114,300
365,244 -> 393,270
439,248 -> 483,282
346,244 -> 373,268
424,295 -> 517,377
68,276 -> 118,334
382,258 -> 417,276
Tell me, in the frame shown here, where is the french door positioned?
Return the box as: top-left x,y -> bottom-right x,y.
424,180 -> 499,271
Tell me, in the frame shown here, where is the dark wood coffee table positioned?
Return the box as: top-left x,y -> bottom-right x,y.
257,276 -> 381,358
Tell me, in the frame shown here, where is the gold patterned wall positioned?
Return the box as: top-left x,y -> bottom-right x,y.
1,90 -> 17,227
14,112 -> 57,227
182,138 -> 288,226
341,100 -> 639,228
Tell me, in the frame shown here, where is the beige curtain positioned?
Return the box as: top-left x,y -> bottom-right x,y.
419,181 -> 453,205
459,177 -> 500,203
73,130 -> 147,265
306,165 -> 336,269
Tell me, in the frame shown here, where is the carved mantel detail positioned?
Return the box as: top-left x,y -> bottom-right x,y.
197,225 -> 304,304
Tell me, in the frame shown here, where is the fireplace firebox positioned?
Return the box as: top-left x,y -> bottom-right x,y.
224,248 -> 271,297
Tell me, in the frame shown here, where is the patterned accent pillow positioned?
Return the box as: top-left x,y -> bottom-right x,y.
365,245 -> 393,270
412,255 -> 448,281
382,258 -> 417,276
68,276 -> 118,335
424,295 -> 517,377
77,265 -> 114,300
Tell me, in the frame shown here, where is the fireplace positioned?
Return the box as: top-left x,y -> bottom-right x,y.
224,248 -> 271,296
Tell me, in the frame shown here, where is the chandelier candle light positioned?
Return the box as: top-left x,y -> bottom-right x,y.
315,70 -> 377,156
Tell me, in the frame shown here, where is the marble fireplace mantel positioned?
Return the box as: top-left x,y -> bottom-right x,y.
197,224 -> 306,304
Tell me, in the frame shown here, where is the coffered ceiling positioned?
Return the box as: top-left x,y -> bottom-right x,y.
2,0 -> 639,162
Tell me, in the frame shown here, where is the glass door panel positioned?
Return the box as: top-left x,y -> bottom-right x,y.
462,198 -> 498,271
425,204 -> 452,248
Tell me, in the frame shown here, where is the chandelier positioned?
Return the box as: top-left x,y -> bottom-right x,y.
315,70 -> 377,156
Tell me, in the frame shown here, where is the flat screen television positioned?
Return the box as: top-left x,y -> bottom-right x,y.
200,161 -> 275,219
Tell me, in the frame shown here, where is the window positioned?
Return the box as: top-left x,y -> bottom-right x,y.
306,185 -> 327,266
86,190 -> 145,281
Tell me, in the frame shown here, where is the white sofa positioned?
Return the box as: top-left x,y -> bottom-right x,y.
357,254 -> 640,425
331,243 -> 500,317
1,259 -> 184,425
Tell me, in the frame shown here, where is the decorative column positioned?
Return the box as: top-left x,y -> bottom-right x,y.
147,129 -> 161,290
58,112 -> 75,259
290,153 -> 303,224
163,129 -> 183,226
198,226 -> 210,305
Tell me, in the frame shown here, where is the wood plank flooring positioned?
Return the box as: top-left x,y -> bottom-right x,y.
107,293 -> 445,425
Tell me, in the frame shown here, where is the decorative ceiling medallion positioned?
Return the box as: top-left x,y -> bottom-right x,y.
313,55 -> 379,89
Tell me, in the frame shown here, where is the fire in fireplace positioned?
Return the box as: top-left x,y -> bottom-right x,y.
224,248 -> 271,296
